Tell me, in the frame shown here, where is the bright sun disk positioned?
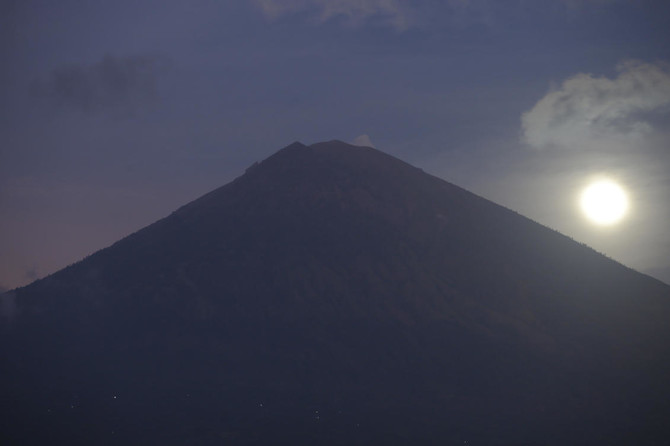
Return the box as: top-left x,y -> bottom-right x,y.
579,179 -> 629,226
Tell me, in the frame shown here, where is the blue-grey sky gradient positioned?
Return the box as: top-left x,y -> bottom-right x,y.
1,0 -> 669,289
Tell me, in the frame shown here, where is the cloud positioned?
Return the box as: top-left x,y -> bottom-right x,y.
34,54 -> 167,115
521,60 -> 670,151
252,0 -> 623,31
352,134 -> 376,148
252,0 -> 413,30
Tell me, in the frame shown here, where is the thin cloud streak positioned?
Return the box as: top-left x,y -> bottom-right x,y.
252,0 -> 414,30
251,0 -> 624,33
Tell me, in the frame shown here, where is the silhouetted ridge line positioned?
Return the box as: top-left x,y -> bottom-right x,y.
3,140 -> 670,446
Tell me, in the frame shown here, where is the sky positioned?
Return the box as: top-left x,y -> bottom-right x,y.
1,0 -> 670,291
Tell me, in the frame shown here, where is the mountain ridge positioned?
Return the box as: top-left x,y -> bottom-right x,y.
3,140 -> 670,445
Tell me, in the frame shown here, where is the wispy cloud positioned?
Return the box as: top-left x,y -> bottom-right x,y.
352,134 -> 376,148
252,0 -> 621,31
521,60 -> 670,151
33,54 -> 168,116
252,0 -> 414,30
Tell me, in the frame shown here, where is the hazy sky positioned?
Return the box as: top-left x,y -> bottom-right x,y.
1,0 -> 669,290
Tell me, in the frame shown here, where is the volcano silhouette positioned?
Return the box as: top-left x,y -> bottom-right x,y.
3,141 -> 670,445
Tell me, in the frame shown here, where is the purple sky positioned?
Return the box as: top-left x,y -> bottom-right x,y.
2,0 -> 670,291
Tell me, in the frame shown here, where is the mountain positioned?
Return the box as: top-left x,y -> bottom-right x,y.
2,140 -> 670,445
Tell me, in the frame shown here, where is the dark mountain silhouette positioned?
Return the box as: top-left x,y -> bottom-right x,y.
2,140 -> 670,445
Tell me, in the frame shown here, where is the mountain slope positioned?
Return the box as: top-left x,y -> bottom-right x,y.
3,140 -> 670,445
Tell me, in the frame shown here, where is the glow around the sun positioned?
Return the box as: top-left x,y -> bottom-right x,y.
579,179 -> 629,226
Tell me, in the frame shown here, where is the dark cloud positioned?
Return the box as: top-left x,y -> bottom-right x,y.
33,54 -> 167,116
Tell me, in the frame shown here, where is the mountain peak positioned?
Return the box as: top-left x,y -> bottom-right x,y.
4,140 -> 670,445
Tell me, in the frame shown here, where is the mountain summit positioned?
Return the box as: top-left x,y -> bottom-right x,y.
3,140 -> 670,445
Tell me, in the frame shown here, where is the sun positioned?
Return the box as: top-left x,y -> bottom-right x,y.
579,179 -> 629,226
